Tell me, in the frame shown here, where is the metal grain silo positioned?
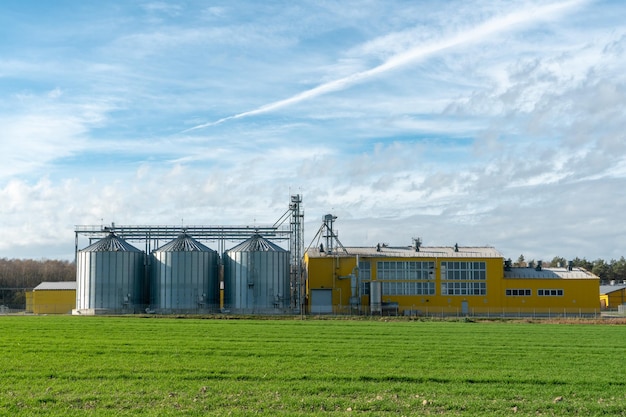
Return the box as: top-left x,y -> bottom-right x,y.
75,232 -> 146,315
150,233 -> 218,313
224,234 -> 290,314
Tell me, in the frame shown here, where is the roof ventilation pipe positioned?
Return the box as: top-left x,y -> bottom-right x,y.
504,259 -> 512,271
413,237 -> 421,252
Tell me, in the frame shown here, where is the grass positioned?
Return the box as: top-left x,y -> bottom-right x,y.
0,316 -> 625,416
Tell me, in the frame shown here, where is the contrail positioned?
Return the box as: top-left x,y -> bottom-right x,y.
184,0 -> 585,132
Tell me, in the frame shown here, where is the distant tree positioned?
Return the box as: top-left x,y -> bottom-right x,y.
550,256 -> 567,268
611,257 -> 626,282
0,258 -> 75,308
515,255 -> 526,267
572,257 -> 593,271
592,259 -> 611,282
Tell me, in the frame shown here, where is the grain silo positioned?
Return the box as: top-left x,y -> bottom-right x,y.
75,232 -> 146,315
150,233 -> 219,313
224,234 -> 290,314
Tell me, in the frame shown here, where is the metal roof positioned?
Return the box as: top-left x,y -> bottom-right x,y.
227,234 -> 287,252
504,267 -> 598,280
82,232 -> 142,252
600,284 -> 626,295
153,233 -> 214,252
306,245 -> 503,258
34,281 -> 77,291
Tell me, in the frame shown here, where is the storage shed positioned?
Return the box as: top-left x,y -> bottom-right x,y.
32,281 -> 76,314
600,284 -> 626,310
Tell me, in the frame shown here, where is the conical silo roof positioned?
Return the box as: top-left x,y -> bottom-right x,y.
154,233 -> 212,252
228,234 -> 287,252
82,232 -> 142,252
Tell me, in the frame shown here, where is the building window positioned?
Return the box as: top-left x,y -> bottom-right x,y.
359,261 -> 371,281
360,281 -> 370,296
439,261 -> 487,295
441,282 -> 486,296
505,289 -> 531,296
538,289 -> 564,296
376,261 -> 435,280
440,261 -> 486,280
382,281 -> 435,296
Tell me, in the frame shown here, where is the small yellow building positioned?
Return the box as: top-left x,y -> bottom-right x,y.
305,244 -> 600,316
32,282 -> 76,314
599,284 -> 626,310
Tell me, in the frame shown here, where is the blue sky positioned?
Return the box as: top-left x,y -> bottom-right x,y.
1,0 -> 625,262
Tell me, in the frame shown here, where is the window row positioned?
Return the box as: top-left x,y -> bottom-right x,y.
441,261 -> 486,271
442,270 -> 487,280
377,261 -> 435,280
361,282 -> 564,297
506,288 -> 564,296
506,289 -> 531,296
538,289 -> 564,296
358,260 -> 488,281
441,282 -> 486,296
441,261 -> 486,281
382,281 -> 436,296
377,261 -> 435,270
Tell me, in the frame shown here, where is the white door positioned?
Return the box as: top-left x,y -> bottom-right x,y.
310,289 -> 333,314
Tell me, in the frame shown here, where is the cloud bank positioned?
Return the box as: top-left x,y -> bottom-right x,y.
1,0 -> 625,264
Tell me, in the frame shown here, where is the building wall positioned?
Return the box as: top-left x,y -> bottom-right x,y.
305,255 -> 354,310
25,291 -> 33,313
33,290 -> 76,314
305,254 -> 599,315
502,279 -> 599,313
604,289 -> 626,309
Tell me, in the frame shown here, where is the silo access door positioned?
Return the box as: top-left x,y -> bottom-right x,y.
310,289 -> 333,314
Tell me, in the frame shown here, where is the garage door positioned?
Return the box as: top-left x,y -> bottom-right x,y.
310,289 -> 333,314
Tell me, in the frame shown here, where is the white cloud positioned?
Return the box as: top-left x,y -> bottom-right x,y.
1,0 -> 625,264
186,0 -> 588,130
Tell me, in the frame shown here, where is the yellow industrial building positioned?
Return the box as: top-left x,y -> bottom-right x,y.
30,282 -> 76,314
304,243 -> 600,316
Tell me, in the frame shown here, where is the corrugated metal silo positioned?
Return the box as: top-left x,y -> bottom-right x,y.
75,232 -> 146,314
150,233 -> 219,313
224,234 -> 290,313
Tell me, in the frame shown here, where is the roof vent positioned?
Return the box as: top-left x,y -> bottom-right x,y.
454,243 -> 459,252
413,237 -> 421,252
535,260 -> 543,271
504,259 -> 512,271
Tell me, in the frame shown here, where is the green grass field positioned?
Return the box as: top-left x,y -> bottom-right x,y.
1,316 -> 625,416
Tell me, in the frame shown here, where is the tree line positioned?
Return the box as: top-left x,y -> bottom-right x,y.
0,258 -> 75,307
514,255 -> 626,284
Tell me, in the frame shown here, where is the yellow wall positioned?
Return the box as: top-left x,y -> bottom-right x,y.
604,289 -> 626,309
25,291 -> 34,313
33,290 -> 76,314
305,254 -> 600,315
305,254 -> 357,311
503,279 -> 599,314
